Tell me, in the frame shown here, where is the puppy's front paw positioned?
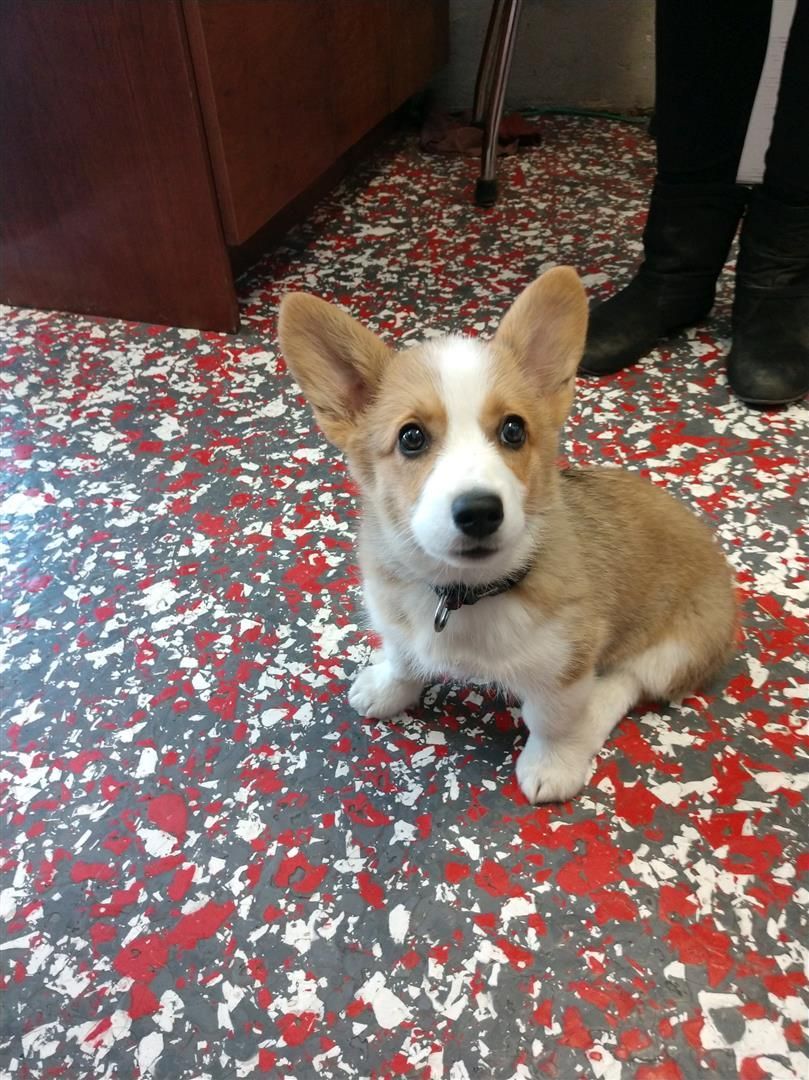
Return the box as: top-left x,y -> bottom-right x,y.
348,662 -> 421,719
515,737 -> 591,804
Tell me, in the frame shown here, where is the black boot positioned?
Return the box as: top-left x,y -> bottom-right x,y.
580,182 -> 750,376
727,190 -> 809,406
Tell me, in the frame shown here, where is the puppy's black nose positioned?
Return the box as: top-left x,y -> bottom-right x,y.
452,490 -> 504,539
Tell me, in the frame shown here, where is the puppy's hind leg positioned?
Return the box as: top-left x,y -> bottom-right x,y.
624,638 -> 707,703
586,669 -> 644,743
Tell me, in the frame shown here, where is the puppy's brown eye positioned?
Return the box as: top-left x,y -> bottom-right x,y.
500,415 -> 526,448
398,423 -> 428,457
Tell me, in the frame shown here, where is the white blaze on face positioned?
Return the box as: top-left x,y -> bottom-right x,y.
410,336 -> 527,568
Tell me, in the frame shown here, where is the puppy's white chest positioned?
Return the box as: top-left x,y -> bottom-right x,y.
405,590 -> 569,690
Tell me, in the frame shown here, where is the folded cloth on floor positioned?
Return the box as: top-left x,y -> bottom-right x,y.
420,109 -> 543,157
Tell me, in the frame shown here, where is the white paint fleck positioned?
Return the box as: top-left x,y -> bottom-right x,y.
388,904 -> 410,944
134,747 -> 158,778
138,827 -> 177,858
458,836 -> 480,861
651,777 -> 718,805
356,972 -> 412,1029
500,896 -> 534,926
755,771 -> 809,793
135,581 -> 181,615
155,990 -> 184,1033
137,1032 -> 163,1077
1,491 -> 50,516
21,1022 -> 60,1059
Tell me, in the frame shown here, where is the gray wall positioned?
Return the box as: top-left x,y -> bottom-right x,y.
434,0 -> 655,112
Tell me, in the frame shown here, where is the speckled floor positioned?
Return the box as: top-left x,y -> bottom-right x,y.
1,117 -> 807,1080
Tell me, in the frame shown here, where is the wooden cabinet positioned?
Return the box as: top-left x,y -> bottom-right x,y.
0,1 -> 448,331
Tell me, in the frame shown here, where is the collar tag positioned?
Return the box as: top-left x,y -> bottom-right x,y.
434,594 -> 451,633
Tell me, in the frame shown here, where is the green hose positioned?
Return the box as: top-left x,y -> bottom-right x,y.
527,106 -> 651,125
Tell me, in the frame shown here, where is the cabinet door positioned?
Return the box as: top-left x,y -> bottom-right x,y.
330,1 -> 390,154
184,0 -> 339,246
387,0 -> 450,110
0,0 -> 237,330
184,0 -> 448,248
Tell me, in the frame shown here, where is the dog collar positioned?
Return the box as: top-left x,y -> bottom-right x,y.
432,565 -> 531,633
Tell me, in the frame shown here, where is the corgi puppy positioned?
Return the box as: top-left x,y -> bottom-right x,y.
278,268 -> 737,803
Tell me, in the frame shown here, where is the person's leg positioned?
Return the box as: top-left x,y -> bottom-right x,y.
728,0 -> 809,405
763,0 -> 809,207
654,1 -> 772,186
581,0 -> 771,377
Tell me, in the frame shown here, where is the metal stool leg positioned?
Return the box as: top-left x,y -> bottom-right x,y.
475,0 -> 522,208
473,0 -> 506,125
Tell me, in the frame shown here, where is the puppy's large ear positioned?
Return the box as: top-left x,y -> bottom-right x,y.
494,266 -> 587,422
279,293 -> 391,450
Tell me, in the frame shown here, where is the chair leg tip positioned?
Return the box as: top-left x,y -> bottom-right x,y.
475,177 -> 499,207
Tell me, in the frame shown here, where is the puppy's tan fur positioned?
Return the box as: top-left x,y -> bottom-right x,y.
279,268 -> 737,802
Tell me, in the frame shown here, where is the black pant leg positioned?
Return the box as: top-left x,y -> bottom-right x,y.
764,0 -> 809,204
654,0 -> 772,184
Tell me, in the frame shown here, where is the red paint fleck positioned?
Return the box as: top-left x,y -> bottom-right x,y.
244,859 -> 263,890
666,918 -> 734,987
114,933 -> 170,982
247,957 -> 268,984
24,574 -> 52,593
147,792 -> 188,840
357,871 -> 385,909
496,937 -> 534,970
474,859 -> 523,898
616,1027 -> 652,1057
70,861 -> 117,884
84,1016 -> 112,1043
145,853 -> 185,878
658,884 -> 698,922
558,1005 -> 593,1049
636,1064 -> 684,1080
571,981 -> 636,1021
258,1048 -> 276,1072
533,1000 -> 553,1027
277,1011 -> 318,1046
129,982 -> 160,1019
763,970 -> 807,998
342,793 -> 392,828
240,766 -> 282,795
593,889 -> 638,923
62,749 -> 103,775
99,776 -> 126,802
681,1015 -> 704,1051
613,781 -> 662,826
444,861 -> 471,884
89,922 -> 117,949
167,864 -> 196,902
556,841 -> 625,896
91,882 -> 141,918
167,899 -> 235,950
273,852 -> 328,896
739,1060 -> 768,1080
